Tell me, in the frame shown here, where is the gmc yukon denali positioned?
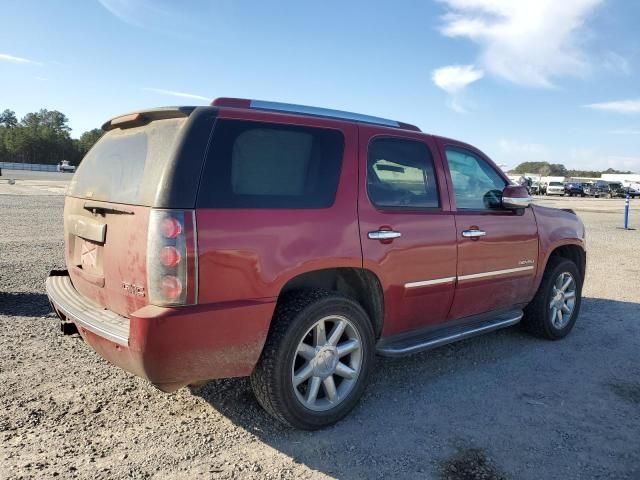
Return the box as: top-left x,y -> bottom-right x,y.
46,98 -> 586,429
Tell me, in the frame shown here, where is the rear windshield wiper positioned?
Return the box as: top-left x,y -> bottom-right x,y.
83,202 -> 134,215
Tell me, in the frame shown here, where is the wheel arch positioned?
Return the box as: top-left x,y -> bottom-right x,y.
277,267 -> 384,338
547,243 -> 586,282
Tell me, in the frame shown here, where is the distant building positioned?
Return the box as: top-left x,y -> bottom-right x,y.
601,173 -> 640,185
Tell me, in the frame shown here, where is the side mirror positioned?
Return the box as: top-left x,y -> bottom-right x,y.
502,185 -> 532,209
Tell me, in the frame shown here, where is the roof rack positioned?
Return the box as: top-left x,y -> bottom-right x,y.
212,98 -> 421,132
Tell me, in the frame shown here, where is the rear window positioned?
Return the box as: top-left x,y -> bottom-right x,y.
67,118 -> 187,206
549,182 -> 563,186
197,120 -> 344,208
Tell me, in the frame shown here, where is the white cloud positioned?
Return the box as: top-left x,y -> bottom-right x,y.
437,0 -> 603,87
98,0 -> 165,27
98,0 -> 191,35
432,65 -> 484,94
0,53 -> 41,65
143,88 -> 210,102
584,99 -> 640,114
432,64 -> 484,112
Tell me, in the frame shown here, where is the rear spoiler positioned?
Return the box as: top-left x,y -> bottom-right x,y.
102,106 -> 197,131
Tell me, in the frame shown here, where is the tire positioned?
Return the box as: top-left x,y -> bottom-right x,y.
522,257 -> 582,340
250,289 -> 375,430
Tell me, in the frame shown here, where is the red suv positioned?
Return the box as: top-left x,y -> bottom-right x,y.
46,98 -> 586,429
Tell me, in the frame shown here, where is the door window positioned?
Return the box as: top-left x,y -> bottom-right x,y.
445,148 -> 506,210
367,138 -> 439,209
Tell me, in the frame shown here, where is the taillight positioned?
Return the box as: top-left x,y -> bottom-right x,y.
147,210 -> 198,306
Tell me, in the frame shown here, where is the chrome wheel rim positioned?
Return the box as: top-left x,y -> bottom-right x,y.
291,315 -> 362,412
549,272 -> 577,329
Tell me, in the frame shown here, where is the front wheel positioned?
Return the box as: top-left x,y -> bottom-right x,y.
522,257 -> 582,339
251,290 -> 375,430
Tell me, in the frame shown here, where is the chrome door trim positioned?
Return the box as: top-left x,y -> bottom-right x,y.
405,277 -> 456,289
368,230 -> 402,240
461,229 -> 486,238
502,196 -> 532,209
458,265 -> 534,281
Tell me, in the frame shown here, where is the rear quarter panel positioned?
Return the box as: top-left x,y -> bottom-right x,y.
196,110 -> 361,304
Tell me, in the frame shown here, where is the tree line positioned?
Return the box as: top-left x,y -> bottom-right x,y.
0,108 -> 103,166
511,161 -> 632,178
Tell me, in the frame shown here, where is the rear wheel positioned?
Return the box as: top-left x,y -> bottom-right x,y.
522,257 -> 582,339
251,290 -> 375,430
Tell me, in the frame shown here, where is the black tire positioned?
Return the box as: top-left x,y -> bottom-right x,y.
522,257 -> 583,339
250,290 -> 375,430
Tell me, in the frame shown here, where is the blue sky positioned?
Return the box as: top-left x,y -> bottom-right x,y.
1,0 -> 639,171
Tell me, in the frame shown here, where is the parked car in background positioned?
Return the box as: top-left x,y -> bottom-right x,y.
584,180 -> 611,198
624,183 -> 640,198
608,182 -> 626,198
564,183 -> 585,197
46,98 -> 587,429
57,160 -> 76,173
530,181 -> 541,195
546,181 -> 565,196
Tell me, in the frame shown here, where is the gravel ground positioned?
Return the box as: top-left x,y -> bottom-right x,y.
1,188 -> 639,480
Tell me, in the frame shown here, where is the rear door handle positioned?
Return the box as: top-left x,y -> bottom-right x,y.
368,230 -> 402,240
462,229 -> 486,238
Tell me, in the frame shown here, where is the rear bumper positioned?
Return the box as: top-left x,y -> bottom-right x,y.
46,271 -> 276,391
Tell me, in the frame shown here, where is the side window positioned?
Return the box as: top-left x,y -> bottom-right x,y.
445,147 -> 506,210
367,138 -> 439,209
197,120 -> 344,208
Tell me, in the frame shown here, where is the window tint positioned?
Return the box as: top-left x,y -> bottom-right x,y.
445,147 -> 506,210
367,138 -> 439,209
197,120 -> 344,208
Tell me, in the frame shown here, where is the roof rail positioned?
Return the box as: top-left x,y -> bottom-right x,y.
212,98 -> 421,132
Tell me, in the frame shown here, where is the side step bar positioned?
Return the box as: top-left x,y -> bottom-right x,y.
376,310 -> 523,357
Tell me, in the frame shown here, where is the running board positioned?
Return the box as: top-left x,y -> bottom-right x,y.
376,310 -> 523,357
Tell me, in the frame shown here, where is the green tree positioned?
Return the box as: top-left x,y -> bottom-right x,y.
513,161 -> 567,176
0,109 -> 18,128
78,128 -> 103,156
512,161 -> 550,174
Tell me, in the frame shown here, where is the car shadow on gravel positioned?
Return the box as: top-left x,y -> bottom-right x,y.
191,297 -> 640,479
0,291 -> 52,317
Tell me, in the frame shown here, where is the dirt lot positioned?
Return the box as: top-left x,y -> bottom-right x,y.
1,183 -> 639,479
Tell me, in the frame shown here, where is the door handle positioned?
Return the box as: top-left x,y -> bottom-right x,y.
462,229 -> 486,238
368,230 -> 402,240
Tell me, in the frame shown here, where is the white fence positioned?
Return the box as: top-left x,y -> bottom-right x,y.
0,162 -> 58,172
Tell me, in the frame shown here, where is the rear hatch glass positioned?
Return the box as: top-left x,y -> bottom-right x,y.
64,117 -> 187,317
68,118 -> 187,206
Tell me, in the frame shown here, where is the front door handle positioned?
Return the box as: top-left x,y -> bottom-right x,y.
462,229 -> 486,238
368,230 -> 402,240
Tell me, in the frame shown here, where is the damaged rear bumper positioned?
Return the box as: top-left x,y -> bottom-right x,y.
45,270 -> 276,391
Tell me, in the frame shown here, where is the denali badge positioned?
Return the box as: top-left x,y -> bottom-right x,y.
122,282 -> 145,297
518,259 -> 535,265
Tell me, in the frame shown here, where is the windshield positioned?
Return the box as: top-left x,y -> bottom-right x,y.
549,182 -> 563,186
67,118 -> 187,206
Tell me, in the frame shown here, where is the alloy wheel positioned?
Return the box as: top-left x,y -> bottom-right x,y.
291,315 -> 362,412
549,272 -> 577,329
